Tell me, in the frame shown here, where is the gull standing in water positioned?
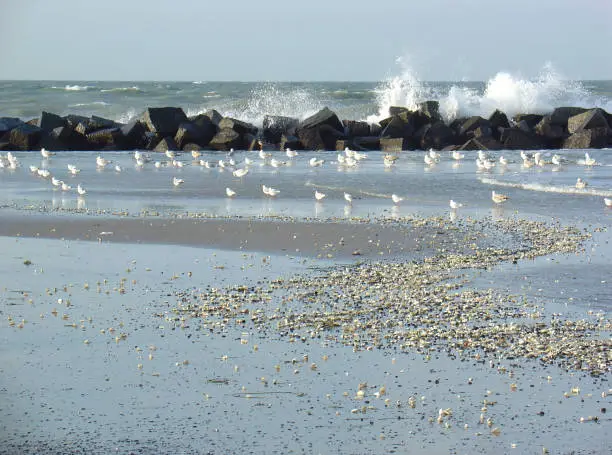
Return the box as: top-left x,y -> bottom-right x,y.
172,177 -> 184,187
583,152 -> 597,166
575,178 -> 588,189
41,148 -> 54,159
314,190 -> 326,201
309,157 -> 324,167
96,155 -> 110,169
451,150 -> 465,161
391,194 -> 404,205
286,148 -> 298,158
225,187 -> 236,198
232,168 -> 249,178
491,190 -> 509,204
344,192 -> 353,205
604,198 -> 612,207
449,200 -> 463,210
77,184 -> 87,196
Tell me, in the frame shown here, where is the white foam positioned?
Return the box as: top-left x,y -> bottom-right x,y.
100,86 -> 142,93
69,101 -> 110,107
54,84 -> 94,91
368,60 -> 611,124
479,177 -> 612,198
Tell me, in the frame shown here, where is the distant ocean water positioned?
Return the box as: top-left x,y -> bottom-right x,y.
1,67 -> 611,127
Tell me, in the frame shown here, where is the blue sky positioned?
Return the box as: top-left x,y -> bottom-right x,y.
1,0 -> 610,81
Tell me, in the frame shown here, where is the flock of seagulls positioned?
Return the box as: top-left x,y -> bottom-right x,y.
0,146 -> 610,211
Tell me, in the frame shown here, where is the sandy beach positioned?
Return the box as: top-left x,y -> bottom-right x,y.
0,206 -> 609,455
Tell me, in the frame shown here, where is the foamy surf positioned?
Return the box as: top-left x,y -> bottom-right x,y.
479,177 -> 612,198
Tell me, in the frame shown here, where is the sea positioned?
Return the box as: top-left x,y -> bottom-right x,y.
0,68 -> 611,454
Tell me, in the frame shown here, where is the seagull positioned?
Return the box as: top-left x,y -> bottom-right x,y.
575,177 -> 588,189
172,159 -> 184,168
499,156 -> 508,166
67,164 -> 80,175
270,158 -> 286,168
29,165 -> 39,173
172,177 -> 184,187
344,192 -> 353,205
551,154 -> 562,166
391,194 -> 404,205
424,154 -> 436,166
165,150 -> 175,159
191,150 -> 202,159
51,177 -> 62,187
40,148 -> 54,159
383,154 -> 398,167
244,157 -> 254,166
491,190 -> 509,204
61,182 -> 71,192
309,157 -> 324,167
265,186 -> 280,197
314,190 -> 326,201
604,198 -> 612,207
115,164 -> 123,172
428,149 -> 440,160
449,200 -> 463,210
353,151 -> 368,161
77,184 -> 87,196
344,147 -> 355,158
37,169 -> 51,178
286,148 -> 298,158
583,152 -> 597,166
96,156 -> 110,168
225,187 -> 236,198
232,168 -> 249,178
154,161 -> 162,169
337,154 -> 346,165
451,151 -> 465,160
259,150 -> 272,160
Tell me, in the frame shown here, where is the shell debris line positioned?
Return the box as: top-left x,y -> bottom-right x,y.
168,215 -> 609,377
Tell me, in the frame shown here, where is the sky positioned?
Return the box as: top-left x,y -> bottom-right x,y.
1,0 -> 611,81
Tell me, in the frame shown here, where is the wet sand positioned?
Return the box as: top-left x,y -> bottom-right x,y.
0,211 -> 478,260
0,210 -> 609,455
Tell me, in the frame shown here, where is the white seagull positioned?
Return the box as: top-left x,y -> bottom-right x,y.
451,150 -> 465,160
449,199 -> 463,210
172,177 -> 184,187
77,184 -> 87,196
575,178 -> 588,189
286,148 -> 298,158
225,187 -> 236,198
391,194 -> 404,205
309,157 -> 324,167
604,198 -> 612,207
314,190 -> 326,201
96,155 -> 110,168
41,148 -> 54,159
344,192 -> 353,205
232,168 -> 249,178
491,190 -> 509,204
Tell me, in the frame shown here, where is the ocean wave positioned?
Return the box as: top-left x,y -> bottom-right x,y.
367,60 -> 612,124
69,101 -> 110,107
51,84 -> 95,91
100,86 -> 142,93
479,177 -> 612,197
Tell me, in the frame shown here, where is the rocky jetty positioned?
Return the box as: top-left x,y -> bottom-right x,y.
1,103 -> 611,152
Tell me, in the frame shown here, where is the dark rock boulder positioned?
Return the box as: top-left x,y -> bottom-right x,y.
500,127 -> 545,150
460,116 -> 491,136
142,107 -> 188,135
512,114 -> 543,129
208,128 -> 243,151
197,109 -> 222,126
563,127 -> 611,149
420,122 -> 456,150
488,110 -> 510,139
380,115 -> 415,139
218,117 -> 258,136
38,111 -> 66,132
191,114 -> 218,143
153,136 -> 179,153
535,116 -> 565,148
86,127 -> 121,150
9,124 -> 42,150
174,121 -> 215,149
379,137 -> 406,152
0,117 -> 24,135
74,116 -> 117,135
63,114 -> 90,130
182,142 -> 202,153
36,134 -> 65,152
336,140 -> 356,151
388,106 -> 410,117
51,126 -> 88,151
418,101 -> 442,123
342,120 -> 370,138
263,115 -> 299,143
473,125 -> 493,138
369,123 -> 382,136
550,107 -> 588,128
296,107 -> 344,150
567,108 -> 610,134
144,132 -> 163,151
353,136 -> 381,151
459,137 -> 502,151
298,107 -> 343,131
280,134 -> 303,151
119,120 -> 147,150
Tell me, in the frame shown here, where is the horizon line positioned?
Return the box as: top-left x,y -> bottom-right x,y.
1,78 -> 611,83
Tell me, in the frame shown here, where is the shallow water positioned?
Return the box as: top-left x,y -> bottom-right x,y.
0,149 -> 610,454
0,238 -> 609,455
